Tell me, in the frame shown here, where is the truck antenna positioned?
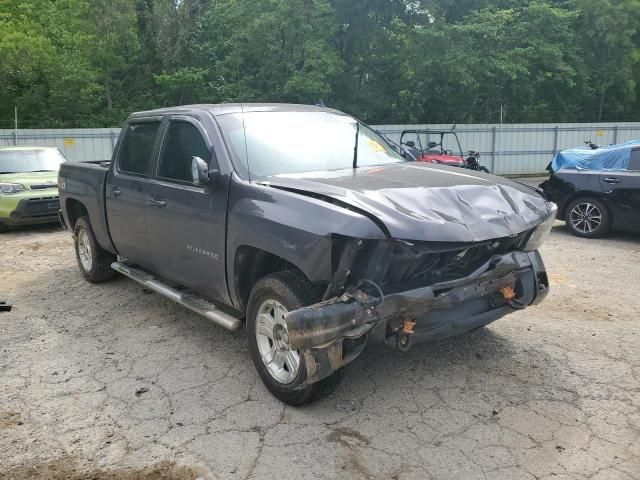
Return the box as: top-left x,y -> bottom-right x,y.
240,103 -> 251,181
352,121 -> 360,169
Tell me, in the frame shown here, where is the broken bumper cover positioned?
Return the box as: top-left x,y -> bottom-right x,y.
285,250 -> 549,385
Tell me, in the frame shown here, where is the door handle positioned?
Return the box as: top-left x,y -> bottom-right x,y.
148,198 -> 167,208
603,177 -> 621,184
111,187 -> 121,196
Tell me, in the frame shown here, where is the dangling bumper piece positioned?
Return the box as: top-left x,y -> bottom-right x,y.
285,250 -> 549,386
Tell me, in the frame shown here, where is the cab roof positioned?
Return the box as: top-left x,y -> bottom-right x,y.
127,103 -> 347,121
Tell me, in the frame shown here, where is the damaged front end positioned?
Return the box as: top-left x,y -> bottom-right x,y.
285,208 -> 555,386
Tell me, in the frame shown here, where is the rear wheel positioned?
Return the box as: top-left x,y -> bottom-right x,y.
565,197 -> 611,238
246,271 -> 343,405
74,216 -> 117,283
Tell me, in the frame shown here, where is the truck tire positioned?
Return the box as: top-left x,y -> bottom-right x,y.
0,222 -> 8,233
246,271 -> 344,405
565,196 -> 611,238
73,216 -> 117,283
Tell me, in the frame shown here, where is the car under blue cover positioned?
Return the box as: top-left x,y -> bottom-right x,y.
551,140 -> 640,172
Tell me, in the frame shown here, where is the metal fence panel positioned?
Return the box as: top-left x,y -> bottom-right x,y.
3,123 -> 640,175
0,128 -> 120,162
374,122 -> 640,174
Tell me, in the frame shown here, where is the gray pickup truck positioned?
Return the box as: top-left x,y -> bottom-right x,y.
59,104 -> 556,404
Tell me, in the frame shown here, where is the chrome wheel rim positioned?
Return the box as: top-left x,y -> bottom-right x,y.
255,299 -> 300,384
569,202 -> 602,234
77,229 -> 93,271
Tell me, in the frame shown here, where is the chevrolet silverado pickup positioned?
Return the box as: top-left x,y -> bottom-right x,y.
59,104 -> 556,405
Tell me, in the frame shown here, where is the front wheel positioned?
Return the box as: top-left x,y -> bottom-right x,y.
565,197 -> 611,238
74,216 -> 117,283
246,271 -> 343,405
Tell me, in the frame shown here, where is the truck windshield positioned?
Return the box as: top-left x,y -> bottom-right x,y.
0,149 -> 66,174
216,111 -> 404,178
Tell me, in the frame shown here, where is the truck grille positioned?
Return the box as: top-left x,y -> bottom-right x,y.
342,231 -> 532,295
381,233 -> 530,292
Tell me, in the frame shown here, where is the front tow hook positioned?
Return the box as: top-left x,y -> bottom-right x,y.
395,318 -> 416,352
488,285 -> 525,310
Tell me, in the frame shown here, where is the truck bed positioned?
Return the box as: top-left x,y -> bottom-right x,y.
59,161 -> 114,254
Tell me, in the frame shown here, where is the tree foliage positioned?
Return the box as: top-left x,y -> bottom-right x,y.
1,0 -> 639,127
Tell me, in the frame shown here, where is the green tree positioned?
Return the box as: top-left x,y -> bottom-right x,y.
87,0 -> 141,122
409,1 -> 582,122
191,0 -> 342,104
0,0 -> 102,127
2,0 -> 640,127
572,0 -> 640,120
329,0 -> 429,122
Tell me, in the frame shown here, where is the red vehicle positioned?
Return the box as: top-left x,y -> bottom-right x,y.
400,129 -> 465,166
399,129 -> 489,173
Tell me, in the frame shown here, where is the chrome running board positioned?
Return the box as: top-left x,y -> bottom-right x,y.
111,261 -> 241,332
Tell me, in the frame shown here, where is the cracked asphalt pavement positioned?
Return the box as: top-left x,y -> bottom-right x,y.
1,223 -> 639,479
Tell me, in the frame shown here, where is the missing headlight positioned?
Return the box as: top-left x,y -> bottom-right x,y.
525,203 -> 558,251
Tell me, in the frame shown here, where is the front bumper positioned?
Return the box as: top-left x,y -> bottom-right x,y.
0,196 -> 60,226
285,250 -> 549,385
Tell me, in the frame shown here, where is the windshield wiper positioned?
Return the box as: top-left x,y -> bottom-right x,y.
352,121 -> 360,169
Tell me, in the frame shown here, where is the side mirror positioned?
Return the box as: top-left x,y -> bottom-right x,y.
191,156 -> 219,186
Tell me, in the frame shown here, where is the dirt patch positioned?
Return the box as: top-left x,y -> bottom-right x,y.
0,461 -> 203,480
327,427 -> 370,448
0,411 -> 23,430
328,428 -> 376,479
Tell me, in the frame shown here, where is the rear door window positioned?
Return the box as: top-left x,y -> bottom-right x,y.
157,120 -> 210,184
117,121 -> 161,176
628,149 -> 640,171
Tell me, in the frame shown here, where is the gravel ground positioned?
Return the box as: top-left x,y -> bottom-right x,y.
0,222 -> 639,480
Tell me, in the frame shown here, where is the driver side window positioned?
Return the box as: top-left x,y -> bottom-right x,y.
157,121 -> 210,183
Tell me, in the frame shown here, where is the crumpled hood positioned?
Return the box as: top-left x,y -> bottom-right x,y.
260,162 -> 552,242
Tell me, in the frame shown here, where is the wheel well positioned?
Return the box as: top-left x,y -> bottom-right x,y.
233,246 -> 314,312
65,198 -> 88,230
